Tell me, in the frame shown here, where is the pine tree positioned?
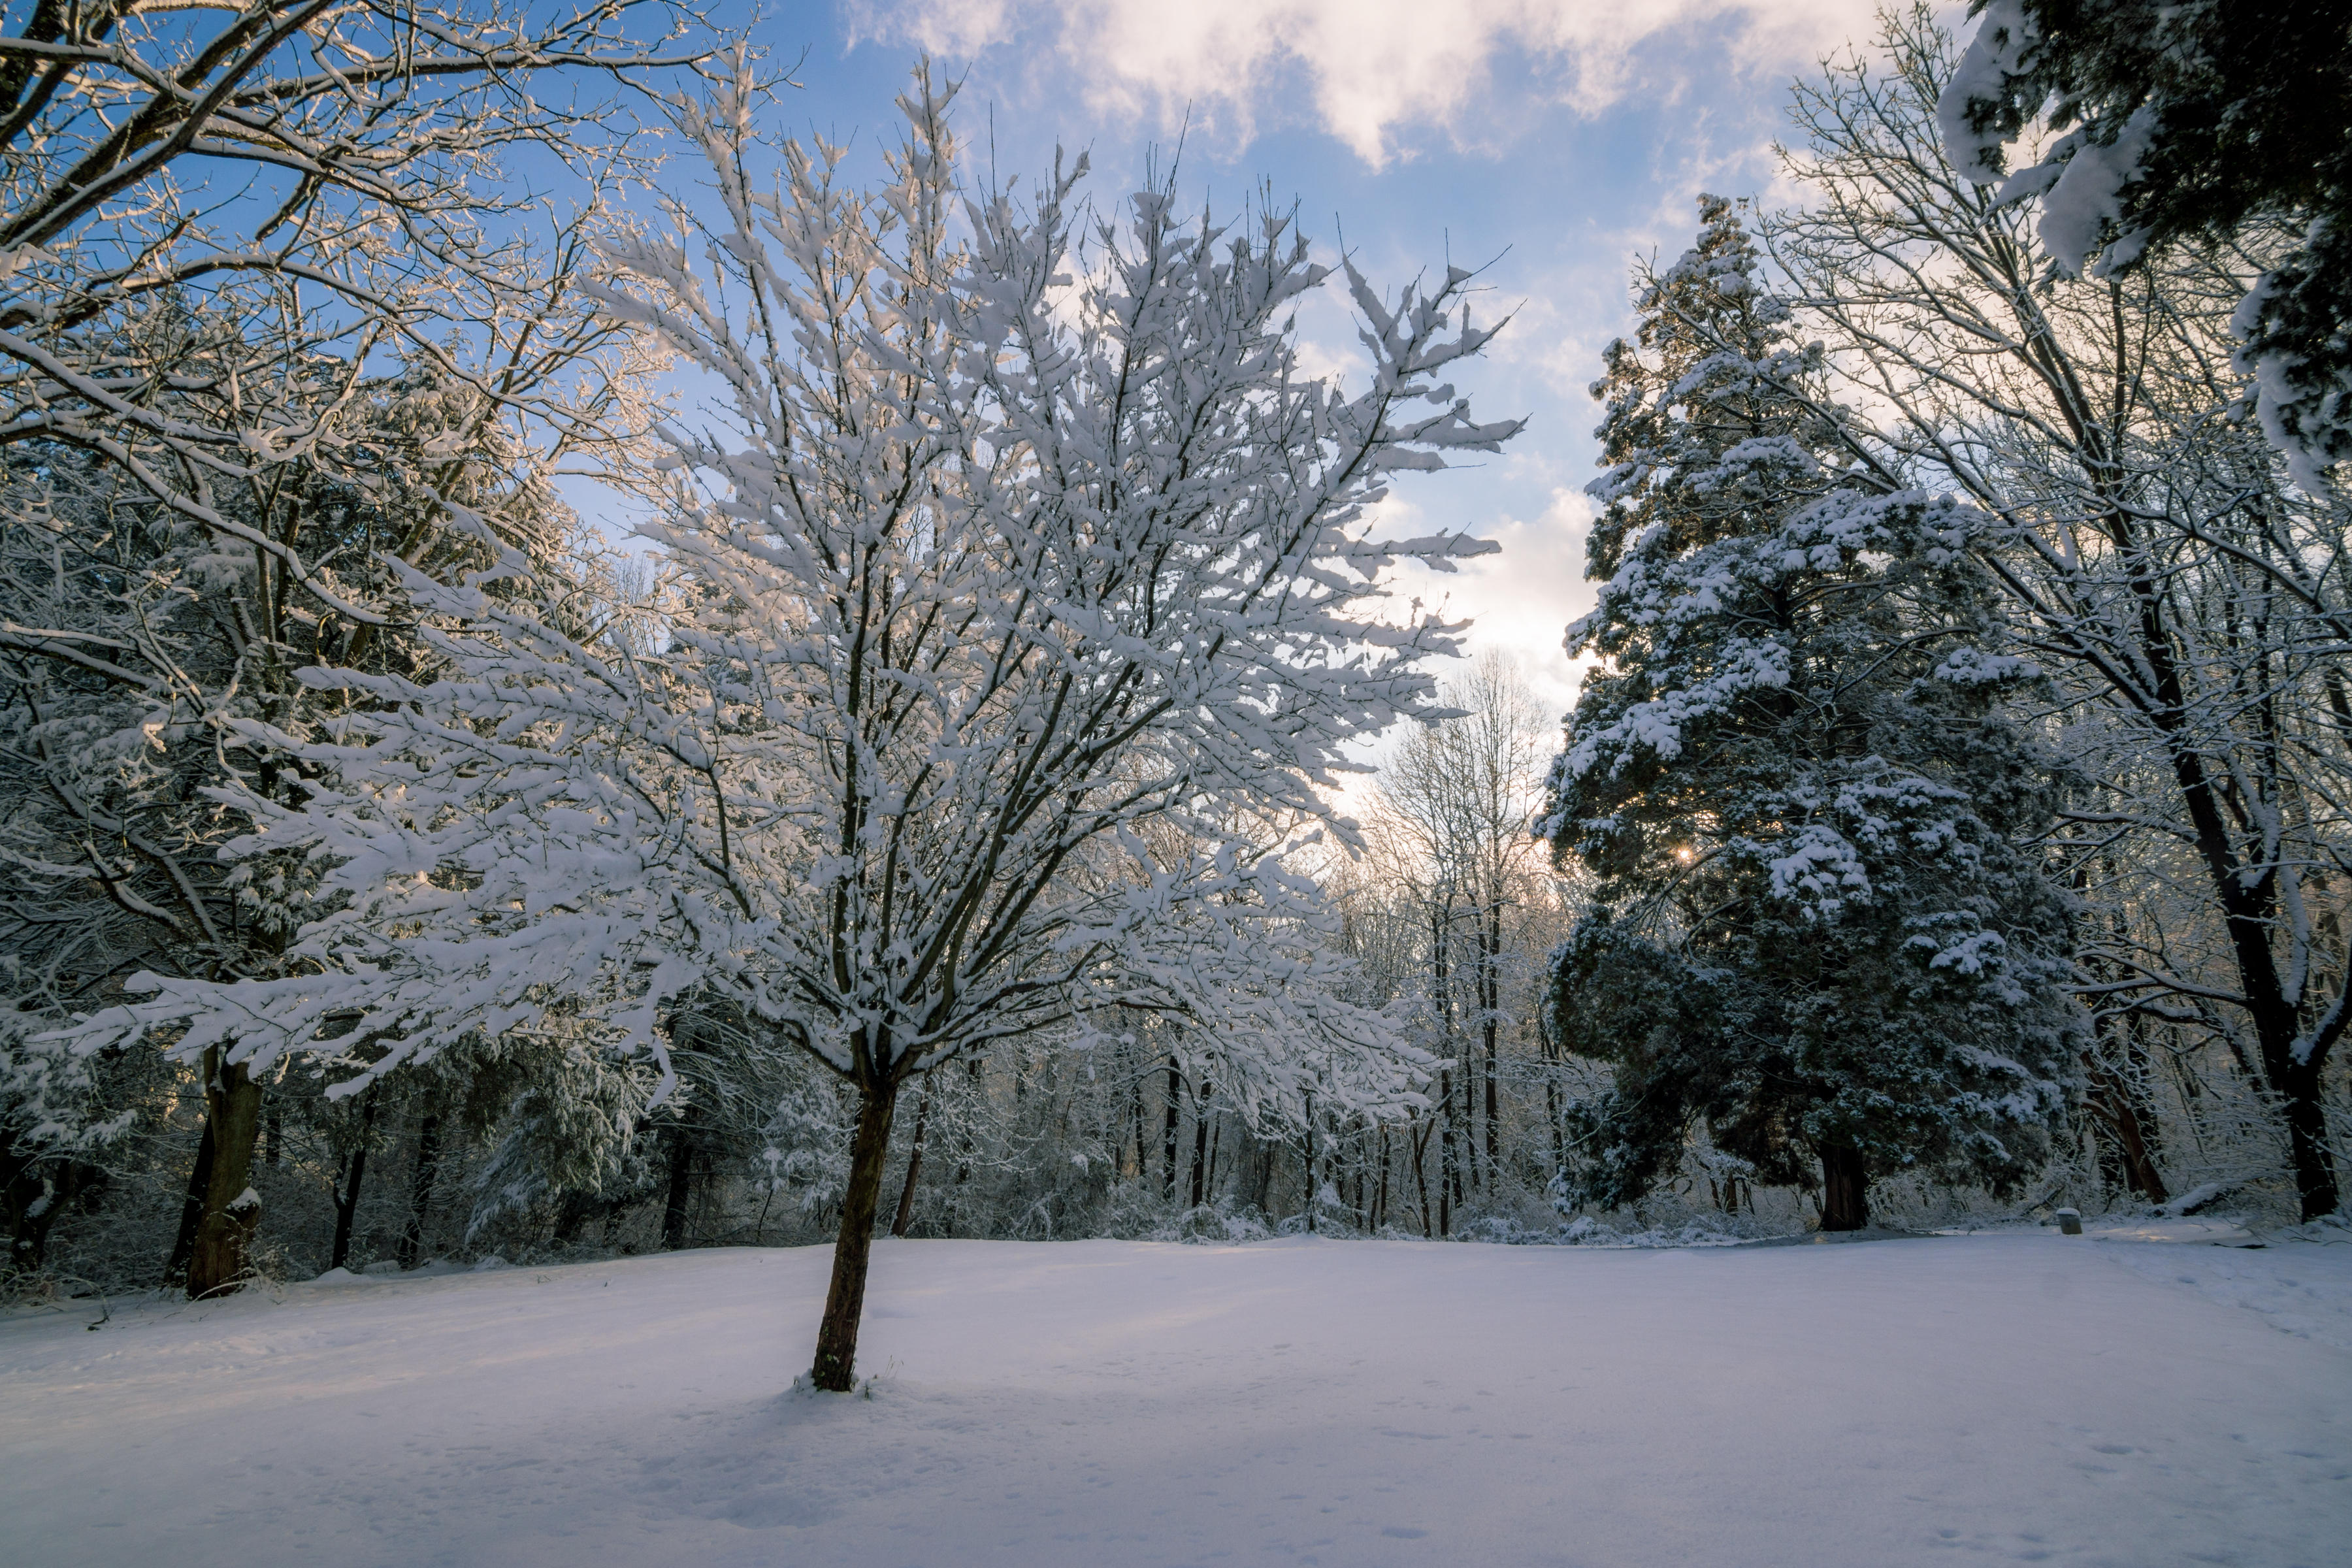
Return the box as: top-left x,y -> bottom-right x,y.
1540,197 -> 2082,1230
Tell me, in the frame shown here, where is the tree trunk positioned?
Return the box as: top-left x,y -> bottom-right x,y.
186,1053 -> 263,1298
1127,1051 -> 1145,1179
1187,1085 -> 1210,1209
549,1190 -> 594,1247
1205,1111 -> 1223,1206
1303,1092 -> 1317,1232
1411,1119 -> 1435,1239
661,1110 -> 697,1252
2278,1056 -> 2337,1219
1161,1056 -> 1182,1201
163,1116 -> 215,1285
2083,1049 -> 2168,1204
1819,1145 -> 1869,1232
809,1081 -> 900,1392
1541,1012 -> 1567,1191
329,1096 -> 380,1271
397,1112 -> 442,1269
891,1077 -> 932,1238
330,1147 -> 368,1271
2132,602 -> 2340,1218
1482,1029 -> 1499,1188
1437,1068 -> 1460,1228
1482,901 -> 1502,1181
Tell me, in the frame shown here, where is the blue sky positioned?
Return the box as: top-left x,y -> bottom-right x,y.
666,1 -> 1942,727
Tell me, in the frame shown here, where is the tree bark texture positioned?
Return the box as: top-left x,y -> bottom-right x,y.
2083,1047 -> 2168,1204
1411,1119 -> 1435,1239
809,1082 -> 900,1392
1126,1054 -> 1145,1179
1303,1094 -> 1317,1232
661,1107 -> 698,1252
397,1111 -> 442,1269
163,1115 -> 215,1284
330,1147 -> 368,1271
1160,1056 -> 1181,1200
1187,1087 -> 1210,1209
1818,1144 -> 1869,1232
329,1096 -> 378,1271
2121,563 -> 2340,1218
186,1053 -> 263,1298
891,1077 -> 931,1238
1482,900 -> 1502,1181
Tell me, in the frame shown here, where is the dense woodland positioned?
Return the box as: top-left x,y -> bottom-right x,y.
2,1 -> 2347,1388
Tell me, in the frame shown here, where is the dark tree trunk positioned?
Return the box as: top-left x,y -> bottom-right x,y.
809,1081 -> 900,1392
164,1116 -> 215,1285
1482,1031 -> 1499,1186
1375,1128 -> 1391,1232
2131,593 -> 2340,1218
396,1113 -> 442,1269
1541,1010 -> 1567,1192
2083,1049 -> 2168,1203
951,1057 -> 981,1203
1819,1145 -> 1869,1232
1161,1056 -> 1181,1200
1303,1090 -> 1317,1232
1205,1111 -> 1223,1206
1187,1085 -> 1210,1209
891,1076 -> 932,1237
1482,901 -> 1502,1179
186,1053 -> 264,1298
661,1111 -> 697,1252
2280,1062 -> 2336,1217
7,1150 -> 99,1269
1128,1050 -> 1145,1179
1411,1119 -> 1435,1239
552,1190 -> 597,1247
329,1096 -> 379,1271
330,1147 -> 368,1271
1437,1068 -> 1460,1228
1547,1077 -> 1565,1190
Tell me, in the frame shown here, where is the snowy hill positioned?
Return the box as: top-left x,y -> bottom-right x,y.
5,1233 -> 2349,1567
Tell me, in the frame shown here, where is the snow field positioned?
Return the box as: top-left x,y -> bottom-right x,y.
4,1232 -> 2349,1567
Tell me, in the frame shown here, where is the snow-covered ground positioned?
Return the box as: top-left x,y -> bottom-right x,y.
5,1230 -> 2349,1567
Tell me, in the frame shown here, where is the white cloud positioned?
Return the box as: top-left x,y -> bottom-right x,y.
1372,478 -> 1596,721
855,0 -> 1884,165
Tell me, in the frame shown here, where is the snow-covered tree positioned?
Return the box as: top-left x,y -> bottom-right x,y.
1540,195 -> 2080,1231
1936,0 -> 2352,487
65,65 -> 1520,1384
1776,12 -> 2352,1220
0,0 -> 705,1297
1,998 -> 134,1273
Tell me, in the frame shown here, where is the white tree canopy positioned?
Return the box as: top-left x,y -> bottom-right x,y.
59,65 -> 1524,1134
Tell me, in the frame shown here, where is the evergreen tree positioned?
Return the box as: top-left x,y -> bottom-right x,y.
1540,197 -> 2082,1230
